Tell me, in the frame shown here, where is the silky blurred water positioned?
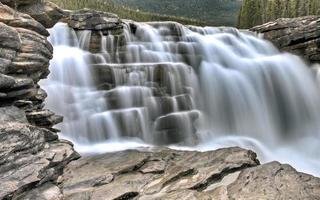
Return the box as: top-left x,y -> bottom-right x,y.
40,22 -> 320,176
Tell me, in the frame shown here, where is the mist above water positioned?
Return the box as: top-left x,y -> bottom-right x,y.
40,22 -> 320,176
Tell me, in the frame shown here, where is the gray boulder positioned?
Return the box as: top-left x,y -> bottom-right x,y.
66,9 -> 122,31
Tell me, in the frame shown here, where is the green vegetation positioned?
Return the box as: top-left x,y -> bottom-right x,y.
51,0 -> 211,26
238,0 -> 320,28
112,0 -> 243,26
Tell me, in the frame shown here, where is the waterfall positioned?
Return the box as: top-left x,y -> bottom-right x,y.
40,22 -> 320,176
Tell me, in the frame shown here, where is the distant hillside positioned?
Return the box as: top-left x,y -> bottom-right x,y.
51,0 -> 209,26
239,0 -> 320,28
113,0 -> 243,26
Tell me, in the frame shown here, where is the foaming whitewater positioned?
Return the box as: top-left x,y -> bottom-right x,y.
40,22 -> 320,176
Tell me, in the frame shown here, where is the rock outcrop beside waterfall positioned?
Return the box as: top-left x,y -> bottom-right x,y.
251,16 -> 320,63
0,0 -> 64,28
0,2 -> 79,199
62,147 -> 320,200
0,2 -> 62,131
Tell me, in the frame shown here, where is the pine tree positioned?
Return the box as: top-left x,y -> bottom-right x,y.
239,0 -> 320,28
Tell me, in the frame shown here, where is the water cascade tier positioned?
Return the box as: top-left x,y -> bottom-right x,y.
41,21 -> 320,176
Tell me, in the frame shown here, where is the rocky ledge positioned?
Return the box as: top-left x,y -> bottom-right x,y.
0,1 -> 79,199
251,16 -> 320,63
0,1 -> 65,131
62,147 -> 320,200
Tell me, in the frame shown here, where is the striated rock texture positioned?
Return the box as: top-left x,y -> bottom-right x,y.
0,2 -> 79,199
66,8 -> 122,31
251,16 -> 320,63
0,110 -> 79,199
238,0 -> 320,29
0,0 -> 64,28
62,147 -> 320,200
0,2 -> 61,129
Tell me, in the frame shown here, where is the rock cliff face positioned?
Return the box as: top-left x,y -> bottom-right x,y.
0,2 -> 79,199
1,0 -> 64,28
251,16 -> 320,63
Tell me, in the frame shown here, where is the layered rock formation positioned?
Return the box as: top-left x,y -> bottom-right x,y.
66,9 -> 122,31
0,2 -> 61,130
0,0 -> 64,28
0,2 -> 79,199
0,111 -> 79,199
62,147 -> 320,200
252,16 -> 320,63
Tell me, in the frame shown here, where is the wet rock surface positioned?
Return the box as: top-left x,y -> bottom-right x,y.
251,16 -> 320,63
62,147 -> 320,200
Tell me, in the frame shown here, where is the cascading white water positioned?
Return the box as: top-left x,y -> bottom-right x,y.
40,22 -> 320,176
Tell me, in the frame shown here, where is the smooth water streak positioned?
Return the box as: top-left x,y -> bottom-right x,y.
41,22 -> 320,176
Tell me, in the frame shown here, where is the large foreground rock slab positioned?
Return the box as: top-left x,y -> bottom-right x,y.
62,147 -> 320,200
251,16 -> 320,64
